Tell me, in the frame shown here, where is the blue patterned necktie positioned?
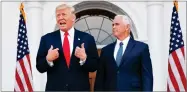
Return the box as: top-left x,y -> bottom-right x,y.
116,42 -> 123,66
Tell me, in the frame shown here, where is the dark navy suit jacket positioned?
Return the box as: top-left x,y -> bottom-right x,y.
36,29 -> 98,91
94,37 -> 153,91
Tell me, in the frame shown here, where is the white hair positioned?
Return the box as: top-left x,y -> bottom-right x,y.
115,15 -> 133,32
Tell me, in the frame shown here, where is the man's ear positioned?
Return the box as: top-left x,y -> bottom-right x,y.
72,14 -> 76,21
126,24 -> 130,31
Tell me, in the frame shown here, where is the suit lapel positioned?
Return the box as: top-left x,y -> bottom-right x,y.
69,29 -> 81,67
55,30 -> 65,61
110,41 -> 118,67
72,29 -> 80,57
118,37 -> 135,68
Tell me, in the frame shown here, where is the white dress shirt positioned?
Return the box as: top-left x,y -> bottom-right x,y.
60,27 -> 74,56
47,27 -> 85,67
114,36 -> 130,61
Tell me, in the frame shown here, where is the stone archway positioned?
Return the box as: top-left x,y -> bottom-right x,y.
74,1 -> 138,41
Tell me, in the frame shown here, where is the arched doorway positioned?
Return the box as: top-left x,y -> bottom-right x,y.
74,1 -> 138,46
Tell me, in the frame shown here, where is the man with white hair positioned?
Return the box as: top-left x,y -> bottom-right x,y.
36,3 -> 98,91
94,15 -> 153,91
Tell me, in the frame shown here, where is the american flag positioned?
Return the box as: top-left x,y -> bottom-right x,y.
14,3 -> 33,92
167,1 -> 186,92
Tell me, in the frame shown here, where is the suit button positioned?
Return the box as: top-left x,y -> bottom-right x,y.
117,71 -> 120,74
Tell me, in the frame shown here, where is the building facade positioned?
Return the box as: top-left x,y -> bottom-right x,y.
2,1 -> 186,91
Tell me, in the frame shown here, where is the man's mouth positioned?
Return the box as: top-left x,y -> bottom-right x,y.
60,22 -> 66,26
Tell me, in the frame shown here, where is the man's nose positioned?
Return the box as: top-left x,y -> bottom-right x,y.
59,16 -> 63,19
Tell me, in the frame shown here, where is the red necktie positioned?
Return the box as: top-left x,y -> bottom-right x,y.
63,32 -> 70,68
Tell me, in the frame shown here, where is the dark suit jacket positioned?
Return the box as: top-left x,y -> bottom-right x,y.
36,29 -> 98,91
94,37 -> 153,91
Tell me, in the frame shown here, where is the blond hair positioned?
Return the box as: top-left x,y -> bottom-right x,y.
56,3 -> 75,14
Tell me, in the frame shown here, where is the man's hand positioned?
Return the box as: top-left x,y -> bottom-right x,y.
75,43 -> 87,61
46,45 -> 59,61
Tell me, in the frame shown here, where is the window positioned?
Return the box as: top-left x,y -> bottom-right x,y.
75,9 -> 116,45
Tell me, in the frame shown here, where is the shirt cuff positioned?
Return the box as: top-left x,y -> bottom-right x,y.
46,59 -> 54,67
79,58 -> 86,66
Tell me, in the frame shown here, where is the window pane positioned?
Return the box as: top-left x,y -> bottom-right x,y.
101,36 -> 113,45
75,18 -> 88,31
85,16 -> 103,29
90,29 -> 100,42
97,30 -> 109,44
101,18 -> 113,34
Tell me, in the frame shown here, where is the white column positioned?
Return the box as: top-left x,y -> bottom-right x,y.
147,2 -> 167,91
25,2 -> 44,91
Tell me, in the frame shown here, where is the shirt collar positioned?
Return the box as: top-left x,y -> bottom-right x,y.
116,36 -> 130,46
60,27 -> 74,37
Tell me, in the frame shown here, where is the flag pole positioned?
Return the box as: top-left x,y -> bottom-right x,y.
20,3 -> 26,23
173,0 -> 178,12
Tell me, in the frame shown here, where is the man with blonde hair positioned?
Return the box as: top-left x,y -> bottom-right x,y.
36,3 -> 98,91
94,15 -> 153,91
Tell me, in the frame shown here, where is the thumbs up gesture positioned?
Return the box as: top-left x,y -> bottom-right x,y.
46,45 -> 59,61
75,43 -> 87,61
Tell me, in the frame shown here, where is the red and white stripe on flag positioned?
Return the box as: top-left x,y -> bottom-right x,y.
14,3 -> 33,92
167,1 -> 186,92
